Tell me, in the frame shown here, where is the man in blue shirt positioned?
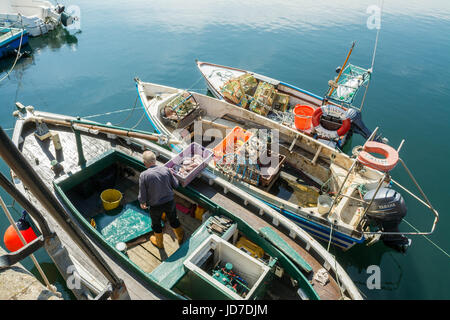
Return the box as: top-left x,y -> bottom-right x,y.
138,150 -> 183,249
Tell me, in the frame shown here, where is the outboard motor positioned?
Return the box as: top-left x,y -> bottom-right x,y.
363,187 -> 411,253
55,4 -> 75,27
346,109 -> 385,143
55,4 -> 65,14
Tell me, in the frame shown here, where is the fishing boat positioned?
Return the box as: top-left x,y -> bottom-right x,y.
0,25 -> 28,58
0,0 -> 76,37
196,57 -> 378,150
9,104 -> 362,300
136,78 -> 439,252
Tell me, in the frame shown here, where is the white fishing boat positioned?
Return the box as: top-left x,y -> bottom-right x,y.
196,57 -> 378,151
136,78 -> 439,252
0,0 -> 76,37
6,104 -> 363,300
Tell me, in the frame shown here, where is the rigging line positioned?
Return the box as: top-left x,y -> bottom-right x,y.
111,95 -> 139,127
186,75 -> 206,91
131,111 -> 146,129
81,107 -> 136,119
0,17 -> 25,83
360,0 -> 383,112
403,219 -> 450,259
371,0 -> 384,71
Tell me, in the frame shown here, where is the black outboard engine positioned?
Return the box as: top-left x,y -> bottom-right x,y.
364,187 -> 411,253
346,109 -> 384,143
55,4 -> 65,14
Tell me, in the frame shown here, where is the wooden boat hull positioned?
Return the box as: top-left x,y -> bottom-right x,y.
135,81 -> 383,251
10,107 -> 362,300
196,60 -> 350,149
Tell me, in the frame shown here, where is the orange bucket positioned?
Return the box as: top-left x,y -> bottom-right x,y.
293,104 -> 314,131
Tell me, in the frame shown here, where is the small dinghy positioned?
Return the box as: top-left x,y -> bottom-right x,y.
196,60 -> 377,150
9,103 -> 363,300
0,0 -> 76,37
0,25 -> 28,58
136,78 -> 439,253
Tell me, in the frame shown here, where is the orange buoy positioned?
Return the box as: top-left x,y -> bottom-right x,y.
357,141 -> 399,172
3,211 -> 38,252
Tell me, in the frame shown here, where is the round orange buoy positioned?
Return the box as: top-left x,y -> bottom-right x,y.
3,212 -> 38,252
357,141 -> 399,172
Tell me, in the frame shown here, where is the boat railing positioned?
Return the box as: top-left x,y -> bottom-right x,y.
0,15 -> 25,36
326,127 -> 439,237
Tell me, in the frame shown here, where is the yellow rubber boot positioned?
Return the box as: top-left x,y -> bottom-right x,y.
173,227 -> 184,244
150,232 -> 164,249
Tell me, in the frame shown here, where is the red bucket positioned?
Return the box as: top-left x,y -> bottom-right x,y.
293,104 -> 314,131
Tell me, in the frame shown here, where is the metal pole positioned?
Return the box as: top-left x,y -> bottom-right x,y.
72,125 -> 86,167
0,126 -> 129,299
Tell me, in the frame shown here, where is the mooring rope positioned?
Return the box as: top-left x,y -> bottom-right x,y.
403,219 -> 450,259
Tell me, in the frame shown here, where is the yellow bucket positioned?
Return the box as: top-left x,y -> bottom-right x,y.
100,189 -> 123,211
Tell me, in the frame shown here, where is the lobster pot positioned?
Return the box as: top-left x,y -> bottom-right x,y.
249,82 -> 276,116
273,92 -> 290,112
160,92 -> 201,129
183,235 -> 271,300
221,79 -> 248,108
236,73 -> 258,95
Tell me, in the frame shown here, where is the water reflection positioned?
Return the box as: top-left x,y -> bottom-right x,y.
113,0 -> 450,33
28,26 -> 79,52
0,25 -> 79,75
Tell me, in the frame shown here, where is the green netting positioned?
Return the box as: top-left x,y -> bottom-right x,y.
94,200 -> 158,246
328,64 -> 371,104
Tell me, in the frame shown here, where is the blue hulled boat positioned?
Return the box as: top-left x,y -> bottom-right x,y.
0,26 -> 28,58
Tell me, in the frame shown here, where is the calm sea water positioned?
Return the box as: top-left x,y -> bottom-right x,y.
0,0 -> 449,300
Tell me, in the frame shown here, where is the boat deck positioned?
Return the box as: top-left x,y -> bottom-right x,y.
15,119 -> 342,300
189,179 -> 342,300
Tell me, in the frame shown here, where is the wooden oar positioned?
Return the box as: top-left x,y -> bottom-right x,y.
33,117 -> 181,145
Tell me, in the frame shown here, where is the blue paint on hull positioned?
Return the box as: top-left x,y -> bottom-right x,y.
0,31 -> 29,58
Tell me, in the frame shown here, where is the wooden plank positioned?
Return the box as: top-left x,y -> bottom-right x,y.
127,245 -> 160,273
259,226 -> 313,273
